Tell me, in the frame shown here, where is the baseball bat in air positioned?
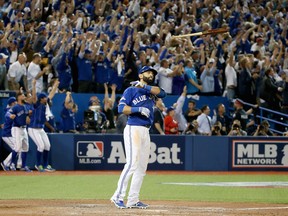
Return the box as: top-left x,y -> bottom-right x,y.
172,28 -> 229,38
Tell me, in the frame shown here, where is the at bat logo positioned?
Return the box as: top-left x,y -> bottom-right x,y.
107,141 -> 181,164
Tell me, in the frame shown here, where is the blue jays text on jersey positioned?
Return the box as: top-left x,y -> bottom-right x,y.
119,87 -> 157,126
8,104 -> 29,127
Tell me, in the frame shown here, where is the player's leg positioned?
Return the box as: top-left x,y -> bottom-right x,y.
20,129 -> 32,172
2,137 -> 14,167
28,128 -> 45,171
111,125 -> 140,206
10,127 -> 22,170
9,128 -> 22,168
127,127 -> 151,208
41,129 -> 55,171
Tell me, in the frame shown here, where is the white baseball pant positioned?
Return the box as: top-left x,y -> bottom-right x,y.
12,127 -> 29,153
28,128 -> 51,152
2,136 -> 22,167
112,125 -> 151,206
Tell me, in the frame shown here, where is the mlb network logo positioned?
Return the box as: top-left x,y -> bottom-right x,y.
232,140 -> 288,168
77,141 -> 104,158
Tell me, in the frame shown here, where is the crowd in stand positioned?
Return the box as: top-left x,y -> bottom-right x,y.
0,0 -> 288,136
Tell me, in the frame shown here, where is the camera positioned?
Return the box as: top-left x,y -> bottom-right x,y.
188,123 -> 195,130
214,126 -> 220,131
84,110 -> 103,133
259,125 -> 265,130
232,124 -> 240,130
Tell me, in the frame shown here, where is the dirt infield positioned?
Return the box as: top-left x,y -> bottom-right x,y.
1,199 -> 288,216
1,171 -> 288,216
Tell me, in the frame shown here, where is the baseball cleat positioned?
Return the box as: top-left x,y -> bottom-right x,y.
35,165 -> 45,172
44,165 -> 56,172
127,201 -> 149,209
10,163 -> 16,171
20,166 -> 33,172
110,198 -> 126,209
1,162 -> 10,171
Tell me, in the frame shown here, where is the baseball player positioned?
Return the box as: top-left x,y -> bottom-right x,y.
110,66 -> 166,209
28,79 -> 59,172
8,91 -> 32,172
1,97 -> 21,171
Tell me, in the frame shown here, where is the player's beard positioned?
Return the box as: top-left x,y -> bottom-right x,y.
143,75 -> 154,85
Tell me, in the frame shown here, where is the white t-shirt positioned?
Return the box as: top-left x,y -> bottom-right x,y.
9,50 -> 18,64
27,62 -> 43,93
250,43 -> 265,56
225,63 -> 237,87
158,67 -> 173,94
7,61 -> 26,82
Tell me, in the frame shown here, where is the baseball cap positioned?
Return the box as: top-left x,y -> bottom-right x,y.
37,93 -> 47,100
166,106 -> 175,113
38,26 -> 46,32
209,58 -> 215,63
256,37 -> 264,43
0,53 -> 8,59
85,49 -> 92,54
233,98 -> 244,106
7,97 -> 16,105
139,66 -> 158,76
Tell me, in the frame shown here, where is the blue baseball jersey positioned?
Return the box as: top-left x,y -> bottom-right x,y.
61,105 -> 76,132
57,53 -> 72,90
25,103 -> 34,113
76,57 -> 93,81
8,104 -> 29,127
2,109 -> 14,137
119,87 -> 156,126
29,99 -> 50,128
94,58 -> 111,84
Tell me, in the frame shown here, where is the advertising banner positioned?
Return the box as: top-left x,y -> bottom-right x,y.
74,135 -> 185,170
232,139 -> 288,169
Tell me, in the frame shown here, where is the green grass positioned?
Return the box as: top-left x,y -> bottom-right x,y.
0,174 -> 288,204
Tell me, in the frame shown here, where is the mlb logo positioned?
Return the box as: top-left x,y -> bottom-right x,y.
77,141 -> 104,158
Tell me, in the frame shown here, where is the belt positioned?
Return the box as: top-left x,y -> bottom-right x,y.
15,126 -> 26,128
227,86 -> 236,89
142,125 -> 151,129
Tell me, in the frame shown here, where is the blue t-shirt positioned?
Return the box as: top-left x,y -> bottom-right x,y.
185,66 -> 199,94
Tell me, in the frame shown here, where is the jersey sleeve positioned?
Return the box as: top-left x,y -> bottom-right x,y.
119,87 -> 133,107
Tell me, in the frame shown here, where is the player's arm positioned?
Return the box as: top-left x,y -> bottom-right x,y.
64,91 -> 72,109
6,108 -> 16,120
118,90 -> 150,117
22,75 -> 28,92
44,121 -> 55,132
48,79 -> 60,100
31,79 -> 37,104
149,85 -> 166,98
154,122 -> 165,135
131,80 -> 166,98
